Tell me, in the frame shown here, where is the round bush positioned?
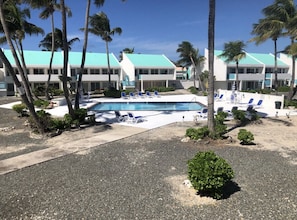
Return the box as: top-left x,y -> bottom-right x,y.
187,151 -> 234,199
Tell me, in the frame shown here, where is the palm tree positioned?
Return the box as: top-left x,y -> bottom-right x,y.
219,41 -> 246,91
60,0 -> 74,117
207,0 -> 215,133
0,2 -> 44,103
88,11 -> 122,88
39,28 -> 79,51
0,0 -> 44,134
74,0 -> 104,110
119,47 -> 134,61
250,0 -> 296,90
176,41 -> 205,90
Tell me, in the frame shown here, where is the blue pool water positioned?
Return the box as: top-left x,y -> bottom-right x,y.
89,102 -> 203,111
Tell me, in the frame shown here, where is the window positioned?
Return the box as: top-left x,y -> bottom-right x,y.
168,69 -> 174,74
90,69 -> 100,74
138,69 -> 149,75
227,67 -> 235,73
160,69 -> 168,74
33,68 -> 44,75
114,69 -> 119,75
102,69 -> 108,74
151,69 -> 158,75
48,69 -> 59,75
265,68 -> 273,73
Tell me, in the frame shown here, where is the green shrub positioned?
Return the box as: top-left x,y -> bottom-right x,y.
146,86 -> 175,92
186,126 -> 209,140
50,118 -> 66,130
237,129 -> 254,145
188,151 -> 234,200
188,86 -> 198,94
211,111 -> 228,139
28,110 -> 52,133
277,86 -> 290,92
103,88 -> 121,98
285,99 -> 297,108
233,110 -> 248,123
12,103 -> 27,116
33,99 -> 50,108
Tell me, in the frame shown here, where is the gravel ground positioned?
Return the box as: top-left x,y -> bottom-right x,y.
0,97 -> 297,219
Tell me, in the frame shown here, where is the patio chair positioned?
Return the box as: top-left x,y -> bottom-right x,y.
154,90 -> 161,97
121,92 -> 128,99
146,91 -> 153,98
215,94 -> 224,101
225,106 -> 238,119
215,107 -> 224,115
114,111 -> 128,122
129,92 -> 136,99
127,112 -> 144,123
196,108 -> 208,119
252,100 -> 263,109
138,91 -> 145,98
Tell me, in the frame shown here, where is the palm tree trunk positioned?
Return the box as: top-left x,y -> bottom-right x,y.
0,1 -> 44,134
236,61 -> 239,91
288,38 -> 296,101
207,0 -> 215,132
75,0 -> 91,110
106,41 -> 112,88
273,39 -> 278,91
61,0 -> 74,117
46,14 -> 56,100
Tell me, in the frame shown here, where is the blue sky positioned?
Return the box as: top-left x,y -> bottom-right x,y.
9,0 -> 297,62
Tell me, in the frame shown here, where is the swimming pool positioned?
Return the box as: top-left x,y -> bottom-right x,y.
88,102 -> 203,111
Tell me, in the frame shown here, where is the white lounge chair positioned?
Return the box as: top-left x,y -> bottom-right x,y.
252,100 -> 263,109
146,91 -> 153,98
121,92 -> 128,99
154,91 -> 161,97
127,112 -> 144,123
115,111 -> 128,122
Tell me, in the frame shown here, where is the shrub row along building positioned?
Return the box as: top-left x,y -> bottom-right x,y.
0,49 -> 295,96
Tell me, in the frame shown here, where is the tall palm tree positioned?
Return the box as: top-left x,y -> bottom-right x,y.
75,0 -> 104,110
60,0 -> 74,117
0,1 -> 44,103
250,0 -> 296,90
88,11 -> 122,88
0,0 -> 44,134
176,41 -> 205,90
208,0 -> 215,133
23,0 -> 73,100
39,28 -> 79,51
219,41 -> 246,91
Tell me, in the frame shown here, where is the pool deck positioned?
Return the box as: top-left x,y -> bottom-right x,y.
2,94 -> 297,130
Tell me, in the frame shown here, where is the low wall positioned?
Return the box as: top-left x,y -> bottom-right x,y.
217,89 -> 284,109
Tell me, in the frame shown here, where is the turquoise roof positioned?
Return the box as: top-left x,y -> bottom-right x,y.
125,54 -> 175,68
215,50 -> 289,67
3,50 -> 120,67
69,52 -> 120,67
248,53 -> 288,67
215,50 -> 261,65
3,50 -> 63,66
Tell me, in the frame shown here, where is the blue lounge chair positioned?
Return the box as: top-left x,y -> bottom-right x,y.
215,94 -> 224,101
197,108 -> 208,119
138,91 -> 145,98
154,91 -> 161,97
146,91 -> 153,98
253,100 -> 263,109
129,92 -> 136,99
127,112 -> 144,123
121,92 -> 128,99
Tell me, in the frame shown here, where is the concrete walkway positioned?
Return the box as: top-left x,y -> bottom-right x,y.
0,125 -> 147,175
